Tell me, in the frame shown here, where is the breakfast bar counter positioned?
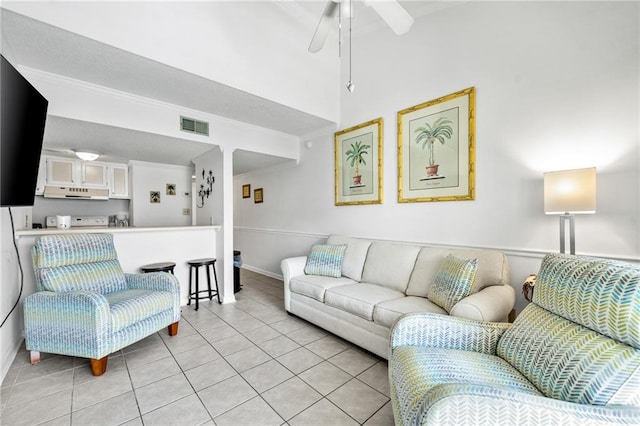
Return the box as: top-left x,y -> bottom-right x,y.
15,225 -> 221,306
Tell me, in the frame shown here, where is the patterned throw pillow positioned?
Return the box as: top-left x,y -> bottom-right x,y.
304,244 -> 347,278
427,254 -> 478,312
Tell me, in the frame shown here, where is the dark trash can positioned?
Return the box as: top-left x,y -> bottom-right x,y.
233,250 -> 242,293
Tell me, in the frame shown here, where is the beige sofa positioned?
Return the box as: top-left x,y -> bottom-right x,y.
281,235 -> 516,359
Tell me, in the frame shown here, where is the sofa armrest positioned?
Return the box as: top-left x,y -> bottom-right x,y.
450,284 -> 516,322
281,256 -> 307,311
390,313 -> 511,355
24,291 -> 112,359
125,273 -> 181,320
414,383 -> 640,426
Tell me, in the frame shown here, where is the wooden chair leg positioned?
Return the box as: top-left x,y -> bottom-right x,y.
90,356 -> 108,376
168,321 -> 179,336
30,350 -> 41,365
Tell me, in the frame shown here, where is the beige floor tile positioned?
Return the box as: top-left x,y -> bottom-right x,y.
14,355 -> 75,384
123,343 -> 172,369
72,354 -> 127,386
135,373 -> 193,414
210,334 -> 255,356
357,362 -> 390,397
128,355 -> 181,389
327,379 -> 389,424
197,375 -> 257,418
72,369 -> 132,411
329,348 -> 378,376
276,347 -> 324,375
1,388 -> 72,426
298,361 -> 353,395
241,359 -> 294,393
258,335 -> 301,358
241,325 -> 283,344
142,394 -> 211,426
162,332 -> 209,355
305,335 -> 349,359
7,369 -> 74,407
270,318 -> 306,334
261,376 -> 322,421
184,358 -> 236,391
289,398 -> 358,426
224,345 -> 271,373
363,401 -> 395,426
287,325 -> 328,346
172,343 -> 221,371
71,390 -> 139,426
214,396 -> 284,426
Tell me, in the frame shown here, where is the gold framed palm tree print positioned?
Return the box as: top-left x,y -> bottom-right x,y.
334,117 -> 383,206
398,87 -> 475,203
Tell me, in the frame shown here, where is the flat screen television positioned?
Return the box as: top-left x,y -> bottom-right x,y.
1,55 -> 48,207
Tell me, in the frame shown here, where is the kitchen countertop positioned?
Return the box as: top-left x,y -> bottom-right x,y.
15,225 -> 221,237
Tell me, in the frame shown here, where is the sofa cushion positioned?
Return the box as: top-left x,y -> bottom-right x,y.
36,259 -> 127,294
391,346 -> 542,425
533,253 -> 640,348
406,247 -> 508,297
304,244 -> 347,278
427,254 -> 478,312
373,296 -> 446,328
361,242 -> 421,293
105,289 -> 174,333
290,275 -> 357,303
324,283 -> 405,321
327,235 -> 371,281
498,304 -> 640,406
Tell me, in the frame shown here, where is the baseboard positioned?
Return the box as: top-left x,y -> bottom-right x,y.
240,264 -> 283,281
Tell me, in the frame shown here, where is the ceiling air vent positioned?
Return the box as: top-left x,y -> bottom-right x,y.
180,116 -> 209,136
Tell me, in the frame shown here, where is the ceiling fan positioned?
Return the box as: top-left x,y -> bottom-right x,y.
308,0 -> 414,53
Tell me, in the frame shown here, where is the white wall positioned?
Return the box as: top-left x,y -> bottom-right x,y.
129,161 -> 193,227
234,2 -> 640,314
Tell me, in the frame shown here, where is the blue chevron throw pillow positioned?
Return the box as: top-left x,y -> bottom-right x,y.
304,244 -> 347,278
428,254 -> 478,312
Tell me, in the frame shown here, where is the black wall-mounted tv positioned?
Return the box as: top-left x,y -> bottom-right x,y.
1,55 -> 49,207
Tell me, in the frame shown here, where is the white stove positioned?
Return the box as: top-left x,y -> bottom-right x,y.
46,215 -> 109,228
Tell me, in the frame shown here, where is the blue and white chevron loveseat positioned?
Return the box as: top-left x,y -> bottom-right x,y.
390,253 -> 640,425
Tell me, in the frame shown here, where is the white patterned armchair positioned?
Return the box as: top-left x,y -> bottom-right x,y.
389,253 -> 640,425
24,233 -> 181,375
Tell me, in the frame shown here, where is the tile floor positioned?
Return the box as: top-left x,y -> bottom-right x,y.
1,270 -> 394,426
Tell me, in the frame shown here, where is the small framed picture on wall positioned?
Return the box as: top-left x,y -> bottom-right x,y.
254,188 -> 263,203
242,184 -> 251,199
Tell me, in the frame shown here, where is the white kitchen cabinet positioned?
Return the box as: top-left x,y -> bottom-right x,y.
109,164 -> 130,199
46,157 -> 77,186
81,162 -> 108,187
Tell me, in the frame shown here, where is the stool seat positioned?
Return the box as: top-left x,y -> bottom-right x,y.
141,262 -> 176,274
187,258 -> 216,267
187,258 -> 220,310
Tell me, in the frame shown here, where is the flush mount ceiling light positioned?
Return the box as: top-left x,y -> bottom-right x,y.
74,150 -> 100,161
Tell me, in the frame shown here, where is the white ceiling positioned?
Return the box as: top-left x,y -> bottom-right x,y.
1,2 -> 449,171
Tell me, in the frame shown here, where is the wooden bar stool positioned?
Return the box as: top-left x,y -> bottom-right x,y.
187,258 -> 221,310
140,262 -> 176,274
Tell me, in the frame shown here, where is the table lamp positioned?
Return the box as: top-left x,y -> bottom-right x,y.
543,167 -> 596,255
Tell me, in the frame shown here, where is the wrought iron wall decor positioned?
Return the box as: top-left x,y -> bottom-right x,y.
197,169 -> 215,208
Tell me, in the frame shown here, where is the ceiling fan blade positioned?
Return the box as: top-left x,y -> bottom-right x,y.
364,0 -> 414,35
308,0 -> 340,53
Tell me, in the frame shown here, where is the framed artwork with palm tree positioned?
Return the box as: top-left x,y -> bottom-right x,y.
398,87 -> 475,203
334,117 -> 383,206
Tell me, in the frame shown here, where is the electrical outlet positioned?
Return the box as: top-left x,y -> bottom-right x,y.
182,208 -> 191,216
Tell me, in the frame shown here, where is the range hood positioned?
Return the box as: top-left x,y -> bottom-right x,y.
43,186 -> 109,200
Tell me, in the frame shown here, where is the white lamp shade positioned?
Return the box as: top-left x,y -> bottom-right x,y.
74,150 -> 100,161
544,167 -> 596,214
